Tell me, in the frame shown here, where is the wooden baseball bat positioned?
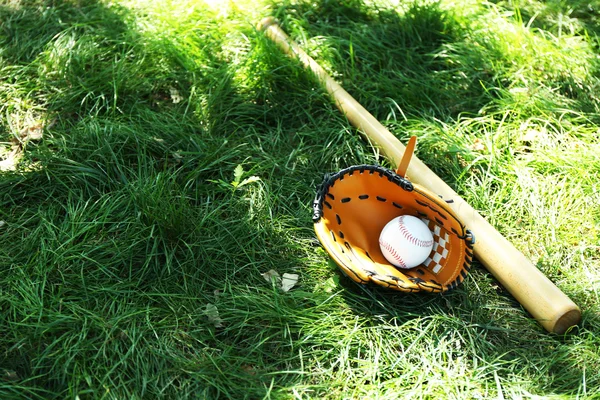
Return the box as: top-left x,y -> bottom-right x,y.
258,17 -> 581,334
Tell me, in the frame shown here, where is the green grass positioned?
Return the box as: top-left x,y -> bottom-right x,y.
1,0 -> 599,398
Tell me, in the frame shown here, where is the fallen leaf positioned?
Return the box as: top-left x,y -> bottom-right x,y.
2,370 -> 19,381
469,138 -> 485,152
20,123 -> 44,141
241,364 -> 257,375
17,116 -> 54,142
0,221 -> 6,228
521,129 -> 545,143
262,270 -> 299,292
170,87 -> 183,104
204,303 -> 224,328
280,273 -> 299,292
0,145 -> 22,171
262,269 -> 280,282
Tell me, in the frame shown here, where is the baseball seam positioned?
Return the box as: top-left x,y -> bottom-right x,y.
379,239 -> 407,268
398,216 -> 434,248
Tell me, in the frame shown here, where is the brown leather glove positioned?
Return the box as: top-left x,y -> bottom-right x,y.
313,164 -> 475,293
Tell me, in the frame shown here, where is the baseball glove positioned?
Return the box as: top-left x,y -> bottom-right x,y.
312,154 -> 475,293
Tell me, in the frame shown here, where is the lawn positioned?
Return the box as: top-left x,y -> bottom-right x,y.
1,0 -> 599,398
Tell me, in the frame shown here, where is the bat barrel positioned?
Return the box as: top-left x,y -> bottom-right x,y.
258,17 -> 581,334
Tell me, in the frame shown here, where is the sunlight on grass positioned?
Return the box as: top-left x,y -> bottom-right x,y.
476,5 -> 595,87
1,0 -> 599,398
0,97 -> 48,171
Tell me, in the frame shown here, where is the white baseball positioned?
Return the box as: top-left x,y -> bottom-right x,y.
379,215 -> 434,269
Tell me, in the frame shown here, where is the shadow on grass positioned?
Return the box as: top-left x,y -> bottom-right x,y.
271,0 -> 600,119
1,0 -> 597,398
270,0 -> 495,120
0,1 -> 324,398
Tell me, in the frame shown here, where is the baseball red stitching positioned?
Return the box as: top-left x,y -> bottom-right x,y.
379,239 -> 407,268
398,216 -> 433,248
